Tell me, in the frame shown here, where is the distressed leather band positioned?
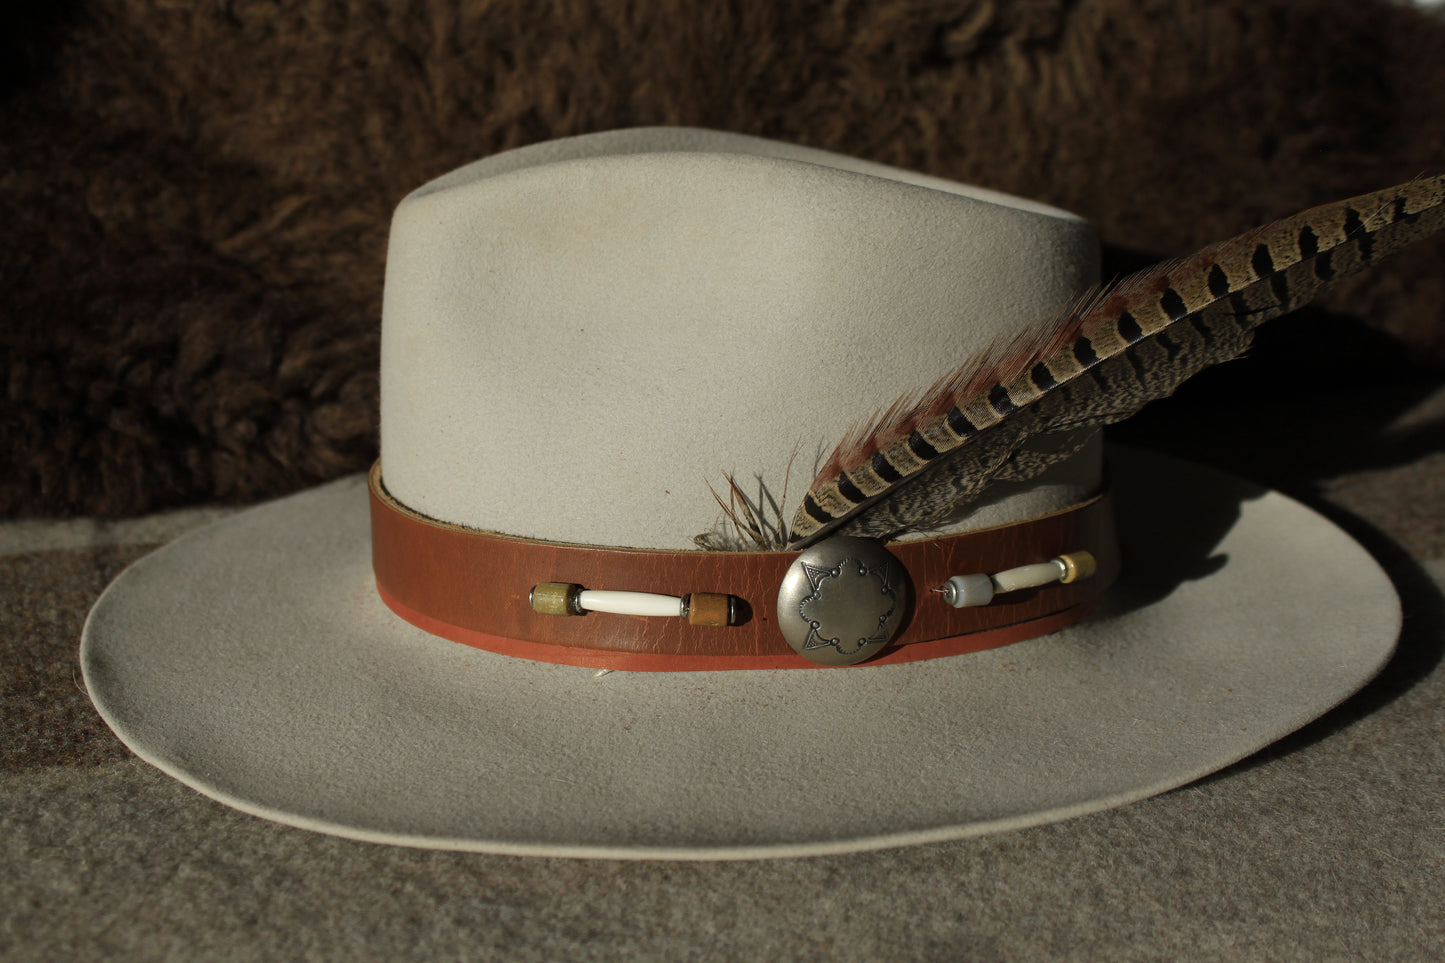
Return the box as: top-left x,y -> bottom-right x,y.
369,463 -> 1120,671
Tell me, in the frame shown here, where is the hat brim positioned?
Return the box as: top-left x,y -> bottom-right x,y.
80,449 -> 1398,860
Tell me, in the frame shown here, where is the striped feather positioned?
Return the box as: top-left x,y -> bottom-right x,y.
790,175 -> 1445,547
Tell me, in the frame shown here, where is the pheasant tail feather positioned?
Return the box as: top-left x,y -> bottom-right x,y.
789,175 -> 1445,547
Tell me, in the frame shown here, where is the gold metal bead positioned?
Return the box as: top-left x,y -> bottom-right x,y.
684,593 -> 733,627
529,582 -> 583,616
1056,551 -> 1097,584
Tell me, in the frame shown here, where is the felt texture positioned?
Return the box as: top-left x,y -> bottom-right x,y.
78,450 -> 1397,857
6,361 -> 1444,955
4,429 -> 1440,957
3,0 -> 1444,953
380,129 -> 1099,547
4,0 -> 1445,519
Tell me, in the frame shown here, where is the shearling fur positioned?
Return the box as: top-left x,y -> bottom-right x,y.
2,0 -> 1443,516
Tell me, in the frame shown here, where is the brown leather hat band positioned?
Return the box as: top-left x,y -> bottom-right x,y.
368,463 -> 1120,671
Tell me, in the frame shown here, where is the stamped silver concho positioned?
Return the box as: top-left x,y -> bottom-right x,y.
776,536 -> 909,666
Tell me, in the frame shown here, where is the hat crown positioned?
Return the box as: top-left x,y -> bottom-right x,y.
379,128 -> 1100,548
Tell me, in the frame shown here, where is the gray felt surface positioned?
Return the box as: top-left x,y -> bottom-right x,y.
4,651 -> 1444,960
4,432 -> 1445,958
6,0 -> 1445,954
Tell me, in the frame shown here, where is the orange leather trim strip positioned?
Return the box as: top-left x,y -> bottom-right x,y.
368,463 -> 1120,671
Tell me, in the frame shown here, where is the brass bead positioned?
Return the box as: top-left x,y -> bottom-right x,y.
684,593 -> 733,627
530,582 -> 583,616
1057,551 -> 1097,584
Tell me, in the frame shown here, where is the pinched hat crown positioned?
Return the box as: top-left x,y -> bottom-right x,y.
377,128 -> 1101,550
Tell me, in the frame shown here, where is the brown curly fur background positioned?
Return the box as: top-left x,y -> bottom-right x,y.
2,0 -> 1444,517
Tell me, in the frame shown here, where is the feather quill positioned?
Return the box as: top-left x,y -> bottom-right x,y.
788,175 -> 1445,548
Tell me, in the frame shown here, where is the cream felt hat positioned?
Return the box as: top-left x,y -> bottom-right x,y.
81,128 -> 1399,859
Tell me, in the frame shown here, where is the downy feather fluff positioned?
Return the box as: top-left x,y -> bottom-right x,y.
789,175 -> 1445,548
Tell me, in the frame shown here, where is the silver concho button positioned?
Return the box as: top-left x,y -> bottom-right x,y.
776,536 -> 909,666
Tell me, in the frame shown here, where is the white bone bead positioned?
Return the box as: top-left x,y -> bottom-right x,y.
940,573 -> 995,608
575,590 -> 685,618
990,560 -> 1069,594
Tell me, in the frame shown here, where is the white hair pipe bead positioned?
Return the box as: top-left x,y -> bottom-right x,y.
576,590 -> 684,618
939,573 -> 994,608
938,551 -> 1097,608
990,560 -> 1068,594
529,583 -> 736,625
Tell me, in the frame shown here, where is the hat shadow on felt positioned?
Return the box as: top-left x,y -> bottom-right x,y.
1103,445 -> 1442,763
1201,504 -> 1445,782
1095,446 -> 1250,618
1103,299 -> 1445,774
1095,444 -> 1440,790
